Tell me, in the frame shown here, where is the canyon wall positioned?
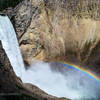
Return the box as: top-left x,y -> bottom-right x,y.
14,0 -> 100,71
0,0 -> 100,99
0,0 -> 100,71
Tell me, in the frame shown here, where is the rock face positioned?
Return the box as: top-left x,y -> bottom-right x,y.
14,0 -> 100,71
14,0 -> 33,39
0,41 -> 68,100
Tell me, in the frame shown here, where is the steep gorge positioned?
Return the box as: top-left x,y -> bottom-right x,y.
0,0 -> 100,99
12,0 -> 100,73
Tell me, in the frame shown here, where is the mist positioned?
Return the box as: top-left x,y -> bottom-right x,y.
21,61 -> 100,100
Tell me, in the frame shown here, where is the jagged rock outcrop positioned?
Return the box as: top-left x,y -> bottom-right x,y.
0,41 -> 68,100
14,0 -> 100,70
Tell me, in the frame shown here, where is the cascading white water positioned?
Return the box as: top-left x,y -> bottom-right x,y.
0,15 -> 100,100
0,15 -> 25,77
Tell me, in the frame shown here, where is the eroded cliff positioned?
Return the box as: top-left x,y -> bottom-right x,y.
13,0 -> 100,72
0,0 -> 100,72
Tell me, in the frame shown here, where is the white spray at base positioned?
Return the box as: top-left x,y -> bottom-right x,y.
0,15 -> 100,100
22,62 -> 100,100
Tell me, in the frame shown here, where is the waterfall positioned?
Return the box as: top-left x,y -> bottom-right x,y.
0,15 -> 25,77
0,15 -> 100,99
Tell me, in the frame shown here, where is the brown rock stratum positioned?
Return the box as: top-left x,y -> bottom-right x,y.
14,0 -> 100,73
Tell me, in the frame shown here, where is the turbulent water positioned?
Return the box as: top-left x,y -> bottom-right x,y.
22,61 -> 100,100
0,15 -> 25,77
0,15 -> 100,100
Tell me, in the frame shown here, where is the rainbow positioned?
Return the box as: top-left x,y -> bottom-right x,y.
58,62 -> 100,83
